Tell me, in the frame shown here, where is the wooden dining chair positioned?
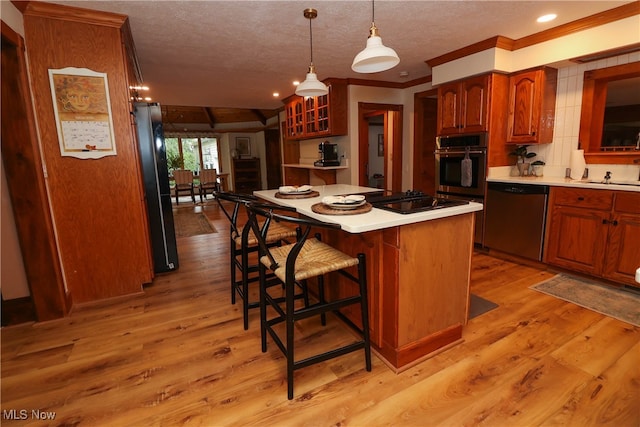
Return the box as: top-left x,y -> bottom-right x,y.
247,202 -> 371,400
213,191 -> 300,330
173,169 -> 195,204
198,169 -> 220,202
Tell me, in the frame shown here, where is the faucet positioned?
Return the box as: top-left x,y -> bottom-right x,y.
603,171 -> 612,184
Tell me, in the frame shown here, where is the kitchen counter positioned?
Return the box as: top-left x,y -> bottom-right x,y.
487,175 -> 640,192
255,184 -> 478,371
254,184 -> 483,233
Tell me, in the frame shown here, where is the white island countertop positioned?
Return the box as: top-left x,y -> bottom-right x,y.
254,184 -> 483,234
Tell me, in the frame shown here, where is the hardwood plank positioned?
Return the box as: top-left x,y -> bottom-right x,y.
1,207 -> 638,426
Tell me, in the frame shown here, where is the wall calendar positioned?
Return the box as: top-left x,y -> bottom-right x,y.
48,67 -> 117,159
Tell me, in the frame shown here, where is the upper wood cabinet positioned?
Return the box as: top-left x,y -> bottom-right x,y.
283,78 -> 347,140
506,67 -> 557,145
437,74 -> 490,135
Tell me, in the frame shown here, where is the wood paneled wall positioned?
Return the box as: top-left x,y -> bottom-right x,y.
22,2 -> 152,303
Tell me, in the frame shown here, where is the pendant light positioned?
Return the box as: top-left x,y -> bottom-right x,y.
351,0 -> 399,73
295,8 -> 328,97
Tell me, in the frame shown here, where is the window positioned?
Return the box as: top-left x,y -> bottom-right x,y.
164,136 -> 220,175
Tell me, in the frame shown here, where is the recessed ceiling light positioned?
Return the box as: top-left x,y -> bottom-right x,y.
293,80 -> 300,86
537,13 -> 557,23
273,92 -> 279,97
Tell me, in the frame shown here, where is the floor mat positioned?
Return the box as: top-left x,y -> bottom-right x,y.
173,211 -> 216,238
469,293 -> 498,319
530,273 -> 640,327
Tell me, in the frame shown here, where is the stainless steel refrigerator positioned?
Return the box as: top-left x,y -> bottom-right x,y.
134,102 -> 179,273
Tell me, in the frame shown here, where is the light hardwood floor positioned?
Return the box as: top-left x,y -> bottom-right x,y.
2,201 -> 639,426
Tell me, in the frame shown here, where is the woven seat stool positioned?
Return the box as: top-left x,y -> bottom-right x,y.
213,191 -> 300,330
247,202 -> 371,400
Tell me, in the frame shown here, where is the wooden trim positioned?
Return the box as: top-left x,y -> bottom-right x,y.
579,61 -> 640,163
426,2 -> 640,68
1,20 -> 70,320
120,18 -> 143,84
19,0 -> 128,27
513,1 -> 640,50
346,74 -> 432,89
427,36 -> 515,68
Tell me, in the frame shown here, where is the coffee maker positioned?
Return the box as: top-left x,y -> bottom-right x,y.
314,141 -> 340,167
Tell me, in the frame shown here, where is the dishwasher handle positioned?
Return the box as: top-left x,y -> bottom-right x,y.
487,182 -> 549,195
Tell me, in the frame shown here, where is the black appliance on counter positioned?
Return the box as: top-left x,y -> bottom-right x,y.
314,141 -> 340,166
366,190 -> 469,214
133,102 -> 179,273
435,133 -> 488,245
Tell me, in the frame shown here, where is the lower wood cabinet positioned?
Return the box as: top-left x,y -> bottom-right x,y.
545,187 -> 640,286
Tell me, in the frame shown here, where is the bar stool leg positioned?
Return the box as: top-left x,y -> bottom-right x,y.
286,278 -> 296,400
241,244 -> 250,330
230,234 -> 237,305
358,253 -> 372,371
317,275 -> 327,326
259,262 -> 268,353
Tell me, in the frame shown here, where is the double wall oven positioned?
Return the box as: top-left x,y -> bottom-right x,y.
435,133 -> 487,244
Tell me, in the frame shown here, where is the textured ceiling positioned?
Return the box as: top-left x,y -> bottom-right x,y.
48,0 -> 630,113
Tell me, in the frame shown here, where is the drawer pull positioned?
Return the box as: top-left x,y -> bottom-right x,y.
602,219 -> 609,225
577,197 -> 585,201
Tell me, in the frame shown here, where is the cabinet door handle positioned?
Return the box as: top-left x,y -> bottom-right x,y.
602,219 -> 609,224
612,220 -> 618,226
577,197 -> 585,201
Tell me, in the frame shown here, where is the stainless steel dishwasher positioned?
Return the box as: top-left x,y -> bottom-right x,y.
484,182 -> 549,261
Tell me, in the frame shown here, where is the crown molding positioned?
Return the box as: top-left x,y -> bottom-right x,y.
426,1 -> 640,68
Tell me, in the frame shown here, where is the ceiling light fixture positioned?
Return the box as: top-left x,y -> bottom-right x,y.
295,8 -> 328,97
352,0 -> 399,73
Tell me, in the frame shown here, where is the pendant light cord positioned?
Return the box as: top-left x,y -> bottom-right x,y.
309,16 -> 314,66
372,0 -> 375,23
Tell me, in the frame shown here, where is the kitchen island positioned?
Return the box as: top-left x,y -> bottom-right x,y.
254,184 -> 483,371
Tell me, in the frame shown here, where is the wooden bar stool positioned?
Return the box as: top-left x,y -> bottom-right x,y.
213,191 -> 299,330
247,202 -> 371,400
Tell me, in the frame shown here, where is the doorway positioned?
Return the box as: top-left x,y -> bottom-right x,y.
413,89 -> 438,194
1,24 -> 68,322
358,103 -> 403,192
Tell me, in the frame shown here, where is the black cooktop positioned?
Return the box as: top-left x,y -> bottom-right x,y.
365,190 -> 469,214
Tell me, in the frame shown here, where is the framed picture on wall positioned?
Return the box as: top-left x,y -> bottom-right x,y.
48,67 -> 117,159
236,137 -> 251,157
378,134 -> 384,157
